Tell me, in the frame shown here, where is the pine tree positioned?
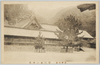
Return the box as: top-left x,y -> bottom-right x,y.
34,32 -> 45,52
55,15 -> 83,52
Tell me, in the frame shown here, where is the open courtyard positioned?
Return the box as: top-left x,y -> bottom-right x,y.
3,45 -> 96,64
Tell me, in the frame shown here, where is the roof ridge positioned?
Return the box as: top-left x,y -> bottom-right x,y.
40,23 -> 57,26
4,26 -> 57,32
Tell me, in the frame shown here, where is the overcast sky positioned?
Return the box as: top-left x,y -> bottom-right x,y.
27,2 -> 95,24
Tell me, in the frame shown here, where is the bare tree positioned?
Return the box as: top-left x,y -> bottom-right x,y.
4,4 -> 35,25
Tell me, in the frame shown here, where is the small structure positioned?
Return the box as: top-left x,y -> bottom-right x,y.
78,30 -> 93,39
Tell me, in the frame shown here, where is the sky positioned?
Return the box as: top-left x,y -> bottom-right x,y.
27,2 -> 96,24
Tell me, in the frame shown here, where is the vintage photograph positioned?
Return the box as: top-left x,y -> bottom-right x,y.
1,1 -> 99,64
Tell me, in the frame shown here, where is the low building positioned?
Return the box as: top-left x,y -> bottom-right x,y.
4,19 -> 94,46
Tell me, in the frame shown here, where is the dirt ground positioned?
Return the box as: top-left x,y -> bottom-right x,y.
3,45 -> 96,64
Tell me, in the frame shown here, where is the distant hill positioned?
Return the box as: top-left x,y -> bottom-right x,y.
54,6 -> 96,37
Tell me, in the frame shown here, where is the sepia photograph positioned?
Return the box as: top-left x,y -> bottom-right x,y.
1,1 -> 99,64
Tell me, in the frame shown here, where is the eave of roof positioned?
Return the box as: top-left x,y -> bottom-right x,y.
4,27 -> 58,39
4,27 -> 94,39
